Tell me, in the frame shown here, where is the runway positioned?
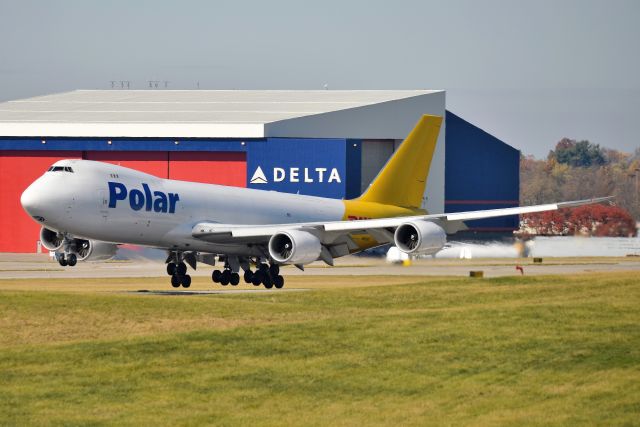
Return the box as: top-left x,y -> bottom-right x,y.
1,253 -> 639,280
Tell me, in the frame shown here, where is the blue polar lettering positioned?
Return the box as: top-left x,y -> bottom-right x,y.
108,182 -> 179,213
129,189 -> 145,211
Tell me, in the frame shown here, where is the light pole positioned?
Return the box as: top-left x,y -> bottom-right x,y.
634,168 -> 640,207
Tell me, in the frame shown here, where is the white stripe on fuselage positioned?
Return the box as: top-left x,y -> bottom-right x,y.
33,159 -> 345,253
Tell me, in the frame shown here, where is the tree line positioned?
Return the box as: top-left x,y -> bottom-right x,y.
520,139 -> 639,236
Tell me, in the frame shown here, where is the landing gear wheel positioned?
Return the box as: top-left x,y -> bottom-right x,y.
212,270 -> 222,283
58,254 -> 67,267
181,274 -> 191,288
67,253 -> 77,267
176,262 -> 187,276
167,263 -> 176,276
171,274 -> 181,288
230,273 -> 240,286
273,275 -> 284,289
243,270 -> 254,283
220,270 -> 231,286
263,274 -> 273,289
269,264 -> 280,276
252,271 -> 263,286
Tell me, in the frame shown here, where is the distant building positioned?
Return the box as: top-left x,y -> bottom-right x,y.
0,90 -> 519,252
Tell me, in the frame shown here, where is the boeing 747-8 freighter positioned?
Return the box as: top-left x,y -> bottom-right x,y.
20,115 -> 610,288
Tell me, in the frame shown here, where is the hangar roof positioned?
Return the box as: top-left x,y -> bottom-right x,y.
0,90 -> 444,139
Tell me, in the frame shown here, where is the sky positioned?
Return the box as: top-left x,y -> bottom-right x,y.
0,0 -> 638,157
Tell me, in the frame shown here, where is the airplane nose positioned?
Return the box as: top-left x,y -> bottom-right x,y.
21,179 -> 53,223
20,182 -> 41,215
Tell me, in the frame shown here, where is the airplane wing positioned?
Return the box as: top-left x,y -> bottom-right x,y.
192,196 -> 613,243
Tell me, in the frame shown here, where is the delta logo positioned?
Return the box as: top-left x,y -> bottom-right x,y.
250,166 -> 342,185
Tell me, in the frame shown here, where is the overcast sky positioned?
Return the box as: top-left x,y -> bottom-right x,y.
0,0 -> 638,157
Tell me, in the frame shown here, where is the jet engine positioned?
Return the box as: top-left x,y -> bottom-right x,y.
394,220 -> 446,255
39,227 -> 64,251
268,230 -> 322,265
72,238 -> 118,261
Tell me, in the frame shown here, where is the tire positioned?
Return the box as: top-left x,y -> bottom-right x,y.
171,274 -> 181,288
263,274 -> 273,289
167,263 -> 176,276
243,270 -> 253,283
274,275 -> 284,289
252,271 -> 263,286
182,274 -> 191,288
67,253 -> 77,267
58,255 -> 67,267
176,262 -> 187,276
220,270 -> 231,286
230,273 -> 240,286
212,270 -> 222,283
269,264 -> 280,276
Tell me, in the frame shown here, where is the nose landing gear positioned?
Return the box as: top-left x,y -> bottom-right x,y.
56,252 -> 77,267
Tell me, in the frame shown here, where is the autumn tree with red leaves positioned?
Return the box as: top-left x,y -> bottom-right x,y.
520,204 -> 637,237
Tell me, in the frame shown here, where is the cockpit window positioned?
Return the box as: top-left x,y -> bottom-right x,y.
47,166 -> 74,173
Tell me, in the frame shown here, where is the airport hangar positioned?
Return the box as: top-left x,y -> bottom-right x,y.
0,90 -> 519,253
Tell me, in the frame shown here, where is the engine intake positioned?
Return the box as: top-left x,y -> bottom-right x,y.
40,227 -> 64,251
268,230 -> 322,265
394,220 -> 446,255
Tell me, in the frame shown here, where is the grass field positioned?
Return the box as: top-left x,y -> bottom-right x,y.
1,272 -> 639,426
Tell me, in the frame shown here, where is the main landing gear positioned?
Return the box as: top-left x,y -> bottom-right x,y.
164,253 -> 284,290
166,261 -> 192,288
211,260 -> 284,289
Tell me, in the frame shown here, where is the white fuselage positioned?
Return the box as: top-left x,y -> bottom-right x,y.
21,159 -> 346,255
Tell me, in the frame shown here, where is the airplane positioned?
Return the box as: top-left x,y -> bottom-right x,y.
20,115 -> 611,289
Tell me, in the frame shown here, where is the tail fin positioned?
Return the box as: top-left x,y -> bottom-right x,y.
358,114 -> 442,208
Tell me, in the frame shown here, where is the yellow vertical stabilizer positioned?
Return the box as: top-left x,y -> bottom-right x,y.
357,114 -> 442,209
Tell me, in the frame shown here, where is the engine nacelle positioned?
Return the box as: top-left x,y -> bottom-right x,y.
40,227 -> 64,251
394,220 -> 446,255
268,230 -> 322,265
73,239 -> 118,261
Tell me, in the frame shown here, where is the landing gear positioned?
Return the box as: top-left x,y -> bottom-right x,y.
57,253 -> 68,267
273,275 -> 284,289
171,274 -> 181,288
56,252 -> 78,267
248,262 -> 284,289
67,253 -> 77,267
181,274 -> 191,288
170,273 -> 191,288
166,254 -> 191,288
220,270 -> 230,286
167,263 -> 176,276
212,269 -> 222,283
230,272 -> 240,286
243,269 -> 254,283
208,257 -> 285,289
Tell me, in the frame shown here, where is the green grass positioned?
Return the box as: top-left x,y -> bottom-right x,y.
1,273 -> 639,426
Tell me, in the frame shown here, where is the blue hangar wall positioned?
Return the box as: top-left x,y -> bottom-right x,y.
444,111 -> 520,232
